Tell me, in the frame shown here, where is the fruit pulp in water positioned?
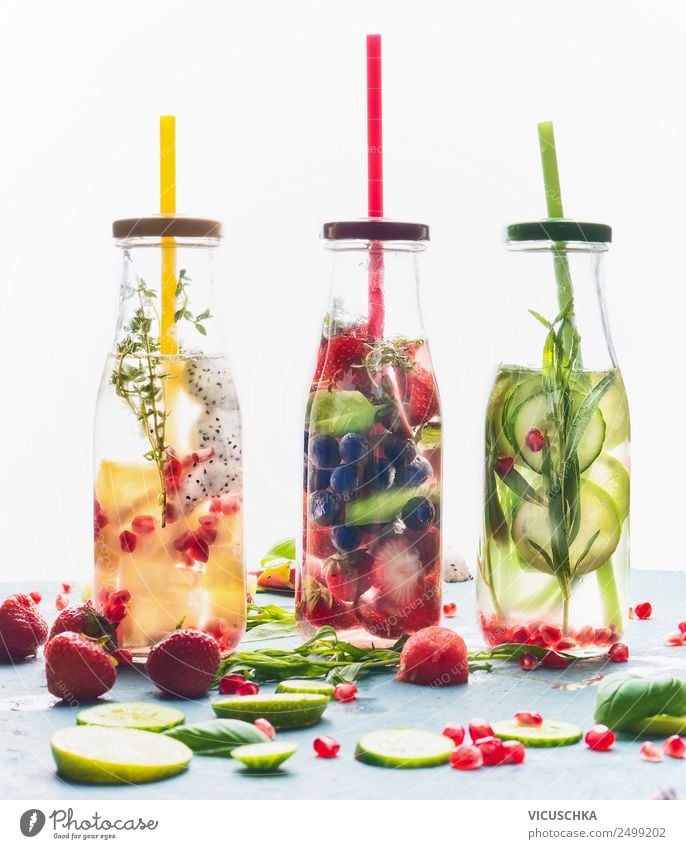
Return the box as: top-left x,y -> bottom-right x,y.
478,366 -> 629,652
298,329 -> 442,645
94,355 -> 245,654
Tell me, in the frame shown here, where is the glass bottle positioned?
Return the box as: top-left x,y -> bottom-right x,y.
478,220 -> 630,655
94,216 -> 245,656
297,219 -> 442,645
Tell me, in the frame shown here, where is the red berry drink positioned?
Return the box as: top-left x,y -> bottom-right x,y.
298,220 -> 442,645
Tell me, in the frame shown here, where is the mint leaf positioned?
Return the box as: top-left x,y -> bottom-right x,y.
308,390 -> 376,436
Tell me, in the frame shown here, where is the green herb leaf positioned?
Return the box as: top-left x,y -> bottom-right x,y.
164,719 -> 269,756
308,390 -> 376,436
594,672 -> 686,732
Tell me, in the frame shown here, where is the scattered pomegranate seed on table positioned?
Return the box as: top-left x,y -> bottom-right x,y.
542,650 -> 569,669
219,673 -> 248,694
333,682 -> 358,702
663,632 -> 686,647
585,724 -> 616,751
663,735 -> 686,759
60,582 -> 73,594
450,745 -> 483,770
29,591 -> 42,604
514,711 -> 543,727
678,621 -> 686,634
443,602 -> 457,618
519,652 -> 539,671
475,736 -> 508,766
236,682 -> 259,696
469,718 -> 494,743
639,741 -> 663,762
442,723 -> 466,745
254,718 -> 276,739
502,740 -> 526,764
313,736 -> 341,758
634,602 -> 652,620
55,594 -> 68,611
608,642 -> 629,662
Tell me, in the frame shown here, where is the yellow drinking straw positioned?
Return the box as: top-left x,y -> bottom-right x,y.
160,115 -> 178,356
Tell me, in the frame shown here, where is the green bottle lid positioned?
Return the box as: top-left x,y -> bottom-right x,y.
504,219 -> 612,244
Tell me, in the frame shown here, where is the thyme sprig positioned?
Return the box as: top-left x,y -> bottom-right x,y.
360,337 -> 424,374
174,269 -> 212,335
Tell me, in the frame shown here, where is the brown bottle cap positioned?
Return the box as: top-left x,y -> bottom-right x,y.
322,218 -> 429,241
112,215 -> 222,240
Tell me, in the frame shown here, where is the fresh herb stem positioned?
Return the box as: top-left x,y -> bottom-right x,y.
596,559 -> 623,629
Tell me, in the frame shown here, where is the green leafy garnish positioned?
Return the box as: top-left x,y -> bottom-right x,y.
308,390 -> 377,436
594,672 -> 686,735
164,719 -> 269,756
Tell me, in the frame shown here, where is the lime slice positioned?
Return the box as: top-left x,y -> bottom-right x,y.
511,393 -> 605,474
76,702 -> 185,733
584,454 -> 629,522
231,742 -> 297,770
276,680 -> 335,697
50,726 -> 192,784
595,372 -> 630,450
212,693 -> 329,729
355,729 -> 454,768
512,480 -> 621,576
491,719 -> 583,748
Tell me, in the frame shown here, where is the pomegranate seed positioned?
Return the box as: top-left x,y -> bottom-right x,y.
663,735 -> 686,759
442,724 -> 466,745
519,652 -> 539,671
220,496 -> 241,515
469,718 -> 494,743
253,718 -> 276,739
210,497 -> 223,513
608,642 -> 629,662
132,515 -> 156,534
542,650 -> 569,669
197,526 -> 218,544
313,736 -> 341,758
524,427 -> 545,452
333,682 -> 358,702
450,745 -> 483,770
173,531 -> 194,551
112,648 -> 134,666
443,602 -> 457,618
475,735 -> 507,766
556,637 -> 577,651
502,740 -> 526,764
575,625 -> 595,647
55,594 -> 68,611
514,711 -> 543,727
104,601 -> 127,623
119,531 -> 138,553
678,621 -> 686,635
187,537 -> 210,564
236,682 -> 259,696
634,602 -> 652,620
593,626 -> 613,645
199,513 -> 219,529
190,447 -> 215,464
511,625 -> 530,643
640,741 -> 663,762
495,456 -> 515,476
663,632 -> 686,646
60,582 -> 73,594
165,457 -> 182,478
540,624 -> 562,646
219,673 -> 248,695
585,724 -> 616,751
29,591 -> 42,604
109,589 -> 131,606
164,502 -> 179,524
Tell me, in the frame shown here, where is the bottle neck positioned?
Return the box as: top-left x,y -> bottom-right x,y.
113,237 -> 224,355
324,240 -> 427,341
498,241 -> 617,372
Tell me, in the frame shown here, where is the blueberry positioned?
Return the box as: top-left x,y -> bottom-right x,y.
396,456 -> 433,487
381,435 -> 417,464
364,458 -> 396,490
308,434 -> 341,469
308,490 -> 341,526
330,464 -> 360,498
308,466 -> 331,492
401,496 -> 436,530
339,433 -> 371,464
331,525 -> 362,553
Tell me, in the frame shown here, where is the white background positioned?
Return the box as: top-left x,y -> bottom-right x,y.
0,0 -> 682,583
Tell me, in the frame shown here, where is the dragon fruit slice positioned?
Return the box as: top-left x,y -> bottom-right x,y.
178,358 -> 242,507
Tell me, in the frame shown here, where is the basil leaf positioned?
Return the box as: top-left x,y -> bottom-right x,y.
264,537 -> 296,560
308,390 -> 376,436
164,719 -> 269,756
594,672 -> 686,731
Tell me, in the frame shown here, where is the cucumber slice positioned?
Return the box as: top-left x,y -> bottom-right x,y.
511,393 -> 605,473
50,726 -> 192,784
512,480 -> 621,576
276,680 -> 335,697
595,372 -> 630,450
212,693 -> 329,729
231,742 -> 297,770
584,454 -> 629,522
491,719 -> 583,748
76,702 -> 185,733
345,487 -> 428,526
355,729 -> 454,768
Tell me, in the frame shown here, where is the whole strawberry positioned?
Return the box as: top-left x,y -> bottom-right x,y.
48,601 -> 117,644
146,629 -> 221,698
0,593 -> 49,662
44,632 -> 116,700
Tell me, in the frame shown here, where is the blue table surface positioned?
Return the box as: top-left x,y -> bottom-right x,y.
1,570 -> 685,801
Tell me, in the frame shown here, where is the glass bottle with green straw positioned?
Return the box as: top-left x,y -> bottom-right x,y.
476,121 -> 630,655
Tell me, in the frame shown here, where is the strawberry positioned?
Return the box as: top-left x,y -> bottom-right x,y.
146,628 -> 221,698
48,602 -> 115,643
307,523 -> 337,559
0,593 -> 49,661
324,559 -> 358,604
404,365 -> 439,426
397,625 -> 469,686
405,525 -> 441,572
313,335 -> 370,392
369,537 -> 424,608
355,589 -> 406,640
44,632 -> 116,700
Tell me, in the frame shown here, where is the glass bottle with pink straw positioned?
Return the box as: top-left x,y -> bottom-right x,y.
297,36 -> 443,645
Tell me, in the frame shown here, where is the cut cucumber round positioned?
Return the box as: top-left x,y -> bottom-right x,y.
512,480 -> 621,576
491,719 -> 583,748
50,726 -> 192,784
345,487 -> 428,526
231,742 -> 297,770
76,702 -> 185,733
511,393 -> 605,474
584,454 -> 629,522
212,693 -> 329,729
276,679 -> 335,697
355,729 -> 454,768
595,372 -> 630,450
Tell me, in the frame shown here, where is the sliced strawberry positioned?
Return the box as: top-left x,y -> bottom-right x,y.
324,559 -> 358,604
405,525 -> 441,572
313,335 -> 371,392
404,365 -> 439,426
369,537 -> 424,608
307,523 -> 336,559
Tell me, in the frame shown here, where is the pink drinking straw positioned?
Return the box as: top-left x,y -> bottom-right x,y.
367,33 -> 385,339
